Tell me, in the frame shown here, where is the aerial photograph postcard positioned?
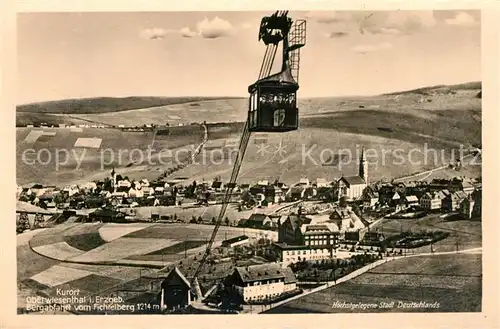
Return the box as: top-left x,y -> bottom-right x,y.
16,9 -> 483,315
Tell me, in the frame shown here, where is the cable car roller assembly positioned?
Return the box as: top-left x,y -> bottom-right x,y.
190,11 -> 306,299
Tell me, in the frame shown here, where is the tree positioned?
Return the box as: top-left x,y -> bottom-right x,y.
211,217 -> 216,225
197,216 -> 203,224
224,217 -> 230,226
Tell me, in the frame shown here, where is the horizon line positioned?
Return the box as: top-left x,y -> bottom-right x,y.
17,80 -> 481,106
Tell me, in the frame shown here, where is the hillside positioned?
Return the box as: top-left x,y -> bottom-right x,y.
17,125 -> 204,186
17,96 -> 245,115
384,81 -> 481,96
16,82 -> 481,186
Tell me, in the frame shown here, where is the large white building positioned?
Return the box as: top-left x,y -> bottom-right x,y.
228,263 -> 297,303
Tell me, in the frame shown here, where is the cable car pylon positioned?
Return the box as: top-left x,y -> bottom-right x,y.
189,10 -> 306,301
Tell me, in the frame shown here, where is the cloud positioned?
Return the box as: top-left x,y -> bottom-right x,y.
139,28 -> 172,40
140,17 -> 240,41
180,27 -> 198,38
352,42 -> 392,54
328,31 -> 349,38
444,12 -> 478,26
240,22 -> 253,29
365,27 -> 402,35
309,11 -> 437,36
196,17 -> 236,39
360,11 -> 436,35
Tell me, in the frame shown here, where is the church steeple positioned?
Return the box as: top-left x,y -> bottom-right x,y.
359,147 -> 368,184
111,168 -> 117,193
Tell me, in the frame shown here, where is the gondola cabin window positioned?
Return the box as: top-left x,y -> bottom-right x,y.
248,86 -> 298,132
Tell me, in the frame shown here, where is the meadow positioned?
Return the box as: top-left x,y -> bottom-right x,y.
265,253 -> 482,313
16,124 -> 204,186
373,216 -> 482,253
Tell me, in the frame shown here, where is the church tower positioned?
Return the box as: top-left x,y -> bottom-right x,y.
111,168 -> 117,193
359,147 -> 368,184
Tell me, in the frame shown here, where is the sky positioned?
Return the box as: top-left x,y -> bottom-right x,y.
17,10 -> 481,104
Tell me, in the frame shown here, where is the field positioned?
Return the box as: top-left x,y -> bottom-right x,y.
98,223 -> 152,242
132,204 -> 255,223
372,216 -> 482,253
170,89 -> 481,184
17,124 -> 204,186
17,221 -> 277,313
266,253 -> 482,313
17,96 -> 244,115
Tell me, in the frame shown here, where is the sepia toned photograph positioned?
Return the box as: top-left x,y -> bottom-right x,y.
15,9 -> 483,315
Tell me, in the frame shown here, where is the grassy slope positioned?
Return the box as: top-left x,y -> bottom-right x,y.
266,253 -> 481,313
17,125 -> 204,186
172,104 -> 481,184
16,83 -> 482,186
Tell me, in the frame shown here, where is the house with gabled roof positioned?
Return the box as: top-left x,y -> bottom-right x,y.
315,178 -> 328,188
159,267 -> 191,310
337,175 -> 367,200
278,214 -> 313,245
239,213 -> 272,229
420,190 -> 448,211
362,190 -> 379,209
443,190 -> 468,212
226,263 -> 297,303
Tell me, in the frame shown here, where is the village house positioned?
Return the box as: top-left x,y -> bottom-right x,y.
63,185 -> 80,197
404,195 -> 419,208
226,263 -> 297,303
128,186 -> 144,198
211,181 -> 223,192
159,267 -> 191,311
328,208 -> 366,240
315,178 -> 329,188
288,186 -> 305,201
337,176 -> 367,200
362,189 -> 379,210
117,179 -> 132,189
420,190 -> 450,211
459,189 -> 481,219
221,235 -> 250,248
239,213 -> 273,229
89,208 -> 126,222
142,187 -> 155,197
442,190 -> 468,212
459,196 -> 476,219
460,178 -> 475,195
278,214 -> 313,245
391,191 -> 401,207
298,178 -> 310,187
249,184 -> 284,204
81,182 -> 97,192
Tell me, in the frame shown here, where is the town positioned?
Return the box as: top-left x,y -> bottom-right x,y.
16,146 -> 482,313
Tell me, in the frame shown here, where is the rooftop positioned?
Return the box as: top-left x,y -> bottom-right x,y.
340,176 -> 366,186
235,263 -> 293,283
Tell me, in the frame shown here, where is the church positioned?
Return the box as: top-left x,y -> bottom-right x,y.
337,147 -> 368,200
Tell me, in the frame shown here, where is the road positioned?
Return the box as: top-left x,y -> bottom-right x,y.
394,152 -> 476,183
